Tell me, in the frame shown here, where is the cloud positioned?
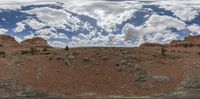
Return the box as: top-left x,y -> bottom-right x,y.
63,0 -> 141,32
24,7 -> 81,30
24,19 -> 46,30
1,0 -> 200,47
122,23 -> 142,41
144,15 -> 186,33
0,28 -> 8,35
187,24 -> 200,35
48,40 -> 66,48
122,14 -> 186,45
14,36 -> 23,42
159,5 -> 198,21
13,22 -> 25,33
34,28 -> 68,40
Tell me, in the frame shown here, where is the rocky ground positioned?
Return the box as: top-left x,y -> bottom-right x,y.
0,35 -> 200,98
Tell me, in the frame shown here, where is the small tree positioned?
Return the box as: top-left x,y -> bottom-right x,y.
30,47 -> 37,55
42,47 -> 48,52
65,46 -> 69,51
0,51 -> 6,57
161,46 -> 167,56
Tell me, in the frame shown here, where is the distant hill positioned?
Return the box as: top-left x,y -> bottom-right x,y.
20,37 -> 51,48
0,35 -> 19,47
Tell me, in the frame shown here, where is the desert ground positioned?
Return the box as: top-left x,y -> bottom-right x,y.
0,35 -> 200,98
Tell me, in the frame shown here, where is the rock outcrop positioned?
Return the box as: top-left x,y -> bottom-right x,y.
21,37 -> 51,48
0,35 -> 19,47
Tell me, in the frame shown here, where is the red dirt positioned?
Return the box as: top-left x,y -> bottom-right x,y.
0,35 -> 200,98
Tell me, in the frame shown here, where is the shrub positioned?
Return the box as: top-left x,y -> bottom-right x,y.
161,46 -> 167,56
198,52 -> 200,55
134,68 -> 148,82
42,48 -> 48,52
64,59 -> 70,65
0,51 -> 6,57
0,44 -> 3,47
30,47 -> 37,55
21,50 -> 31,55
65,46 -> 69,51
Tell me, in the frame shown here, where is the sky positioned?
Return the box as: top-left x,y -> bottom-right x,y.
0,0 -> 200,47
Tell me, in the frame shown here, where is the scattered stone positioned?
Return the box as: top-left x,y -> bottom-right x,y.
116,60 -> 126,71
49,57 -> 53,61
72,51 -> 80,56
16,86 -> 47,97
95,69 -> 100,75
101,56 -> 107,61
56,56 -> 63,60
0,82 -> 10,91
83,57 -> 90,62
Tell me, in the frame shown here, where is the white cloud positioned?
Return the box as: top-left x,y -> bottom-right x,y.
14,36 -> 23,42
49,40 -> 66,48
24,7 -> 81,30
187,24 -> 200,35
144,15 -> 186,33
159,5 -> 198,21
24,19 -> 46,30
122,15 -> 186,45
122,23 -> 143,41
35,28 -> 68,40
1,0 -> 200,47
13,22 -> 25,33
0,28 -> 8,35
63,0 -> 141,32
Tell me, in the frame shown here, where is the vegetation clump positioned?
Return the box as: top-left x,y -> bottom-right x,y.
161,46 -> 167,56
42,47 -> 48,52
30,47 -> 37,55
21,50 -> 31,55
0,51 -> 6,57
65,46 -> 69,51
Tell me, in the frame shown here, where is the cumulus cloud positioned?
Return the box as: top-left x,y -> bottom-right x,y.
24,19 -> 46,30
13,22 -> 25,33
187,24 -> 200,35
1,0 -> 200,47
24,7 -> 81,30
122,15 -> 186,45
159,5 -> 198,21
49,40 -> 66,48
34,28 -> 68,40
0,28 -> 8,35
122,23 -> 142,41
63,0 -> 141,32
144,15 -> 186,33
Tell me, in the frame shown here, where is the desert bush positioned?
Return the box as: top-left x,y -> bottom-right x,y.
64,59 -> 70,66
21,50 -> 31,55
151,75 -> 170,84
65,46 -> 69,51
42,47 -> 48,52
0,51 -> 6,57
198,52 -> 200,55
134,68 -> 149,82
0,44 -> 3,47
30,47 -> 37,55
161,46 -> 167,56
